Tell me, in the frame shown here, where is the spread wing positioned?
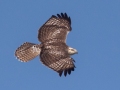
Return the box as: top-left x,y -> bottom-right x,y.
15,42 -> 41,62
40,43 -> 75,76
38,13 -> 71,43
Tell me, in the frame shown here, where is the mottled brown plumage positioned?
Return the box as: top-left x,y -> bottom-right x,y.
15,42 -> 42,62
15,13 -> 77,77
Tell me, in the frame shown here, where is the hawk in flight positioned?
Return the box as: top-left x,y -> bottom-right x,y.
15,13 -> 78,76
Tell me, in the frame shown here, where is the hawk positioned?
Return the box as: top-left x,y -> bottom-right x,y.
15,13 -> 78,77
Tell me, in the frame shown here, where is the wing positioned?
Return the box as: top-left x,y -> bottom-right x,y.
15,42 -> 41,62
38,13 -> 71,43
40,43 -> 75,76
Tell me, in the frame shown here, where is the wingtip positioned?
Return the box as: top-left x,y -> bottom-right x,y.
52,15 -> 57,18
58,67 -> 75,77
58,71 -> 63,77
51,12 -> 71,25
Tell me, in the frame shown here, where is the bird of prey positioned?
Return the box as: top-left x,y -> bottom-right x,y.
15,13 -> 78,77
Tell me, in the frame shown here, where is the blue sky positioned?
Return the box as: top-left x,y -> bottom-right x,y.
0,0 -> 120,90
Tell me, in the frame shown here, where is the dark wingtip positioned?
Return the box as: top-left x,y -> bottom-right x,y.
54,12 -> 71,25
57,14 -> 61,18
52,15 -> 55,17
58,71 -> 63,77
58,67 -> 75,77
51,12 -> 71,25
68,69 -> 71,75
64,70 -> 67,76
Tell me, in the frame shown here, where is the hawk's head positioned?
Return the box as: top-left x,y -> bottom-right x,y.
68,47 -> 78,55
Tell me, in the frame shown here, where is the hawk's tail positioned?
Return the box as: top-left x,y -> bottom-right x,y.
15,42 -> 42,62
